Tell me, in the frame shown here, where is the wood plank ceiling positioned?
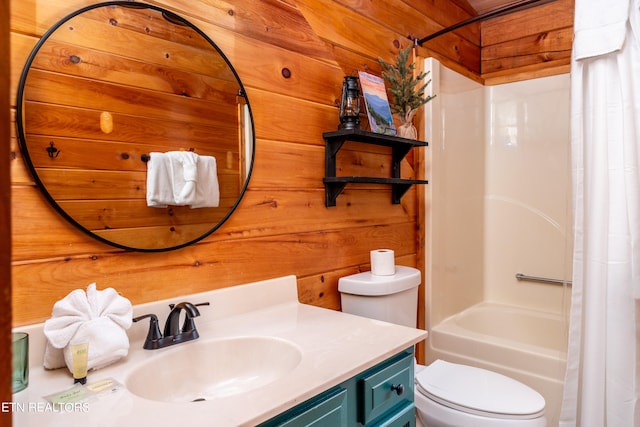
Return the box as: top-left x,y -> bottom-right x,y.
453,0 -> 537,15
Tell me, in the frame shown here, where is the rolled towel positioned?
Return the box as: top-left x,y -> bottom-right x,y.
43,283 -> 133,372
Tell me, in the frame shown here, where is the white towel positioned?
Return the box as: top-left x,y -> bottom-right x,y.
191,155 -> 220,208
146,152 -> 173,208
43,283 -> 132,372
168,151 -> 198,206
146,151 -> 219,208
146,151 -> 201,207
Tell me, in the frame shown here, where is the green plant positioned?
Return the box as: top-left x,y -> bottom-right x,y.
378,45 -> 435,125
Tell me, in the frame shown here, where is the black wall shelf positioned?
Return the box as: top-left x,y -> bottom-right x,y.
323,129 -> 429,207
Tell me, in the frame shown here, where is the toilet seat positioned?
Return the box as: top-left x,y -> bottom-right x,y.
415,360 -> 545,420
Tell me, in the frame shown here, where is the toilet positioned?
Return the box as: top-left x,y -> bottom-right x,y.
338,266 -> 547,427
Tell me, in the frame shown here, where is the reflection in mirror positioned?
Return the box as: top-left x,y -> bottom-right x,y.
16,1 -> 254,252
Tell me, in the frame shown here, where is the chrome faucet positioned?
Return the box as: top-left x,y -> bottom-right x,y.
133,301 -> 209,350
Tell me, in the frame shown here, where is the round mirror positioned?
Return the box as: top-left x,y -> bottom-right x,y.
16,1 -> 254,252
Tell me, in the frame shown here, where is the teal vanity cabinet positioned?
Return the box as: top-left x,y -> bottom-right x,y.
262,387 -> 350,427
259,348 -> 415,427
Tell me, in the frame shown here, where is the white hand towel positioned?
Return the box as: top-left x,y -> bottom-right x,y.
168,151 -> 198,206
43,283 -> 133,372
191,155 -> 220,208
146,151 -> 199,207
146,152 -> 172,208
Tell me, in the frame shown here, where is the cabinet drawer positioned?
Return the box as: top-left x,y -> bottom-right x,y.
261,387 -> 349,427
372,403 -> 415,427
358,352 -> 414,425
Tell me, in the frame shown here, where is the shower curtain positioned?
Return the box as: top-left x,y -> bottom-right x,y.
560,0 -> 640,425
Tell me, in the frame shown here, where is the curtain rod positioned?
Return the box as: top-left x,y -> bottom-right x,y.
414,0 -> 558,46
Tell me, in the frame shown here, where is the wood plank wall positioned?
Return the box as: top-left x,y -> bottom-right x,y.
9,0 -> 477,328
481,0 -> 574,84
9,0 -> 574,343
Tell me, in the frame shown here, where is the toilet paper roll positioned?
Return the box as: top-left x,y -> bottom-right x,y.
370,249 -> 395,276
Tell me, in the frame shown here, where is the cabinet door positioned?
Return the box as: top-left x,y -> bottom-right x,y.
358,352 -> 414,425
370,403 -> 415,427
260,387 -> 349,427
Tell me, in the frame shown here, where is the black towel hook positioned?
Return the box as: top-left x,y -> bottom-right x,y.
46,141 -> 60,158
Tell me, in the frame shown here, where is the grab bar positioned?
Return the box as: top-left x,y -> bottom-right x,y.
515,273 -> 572,286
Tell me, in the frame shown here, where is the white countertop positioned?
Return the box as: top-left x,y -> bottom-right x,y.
11,275 -> 427,427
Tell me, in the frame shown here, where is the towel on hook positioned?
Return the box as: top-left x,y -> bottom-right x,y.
168,151 -> 198,206
43,283 -> 132,373
191,155 -> 220,208
146,152 -> 173,208
145,151 -> 200,207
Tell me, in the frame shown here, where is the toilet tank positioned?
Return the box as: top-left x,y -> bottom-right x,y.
338,266 -> 420,328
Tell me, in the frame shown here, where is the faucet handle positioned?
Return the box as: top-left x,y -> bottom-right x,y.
168,301 -> 208,313
181,302 -> 210,333
133,313 -> 163,350
194,302 -> 211,309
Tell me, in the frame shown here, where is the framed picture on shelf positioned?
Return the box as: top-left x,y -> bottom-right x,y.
358,71 -> 396,135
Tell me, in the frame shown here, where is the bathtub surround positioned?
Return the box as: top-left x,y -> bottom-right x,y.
561,1 -> 640,425
423,57 -> 571,426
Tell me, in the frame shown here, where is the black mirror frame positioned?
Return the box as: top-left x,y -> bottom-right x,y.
16,1 -> 255,252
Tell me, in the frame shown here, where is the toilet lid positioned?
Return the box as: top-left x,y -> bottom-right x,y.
415,360 -> 545,419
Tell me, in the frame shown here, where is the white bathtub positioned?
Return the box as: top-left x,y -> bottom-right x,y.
427,302 -> 568,426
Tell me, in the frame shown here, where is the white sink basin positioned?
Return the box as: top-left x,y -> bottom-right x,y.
126,336 -> 303,403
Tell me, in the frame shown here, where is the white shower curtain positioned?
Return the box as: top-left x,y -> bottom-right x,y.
561,0 -> 640,425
